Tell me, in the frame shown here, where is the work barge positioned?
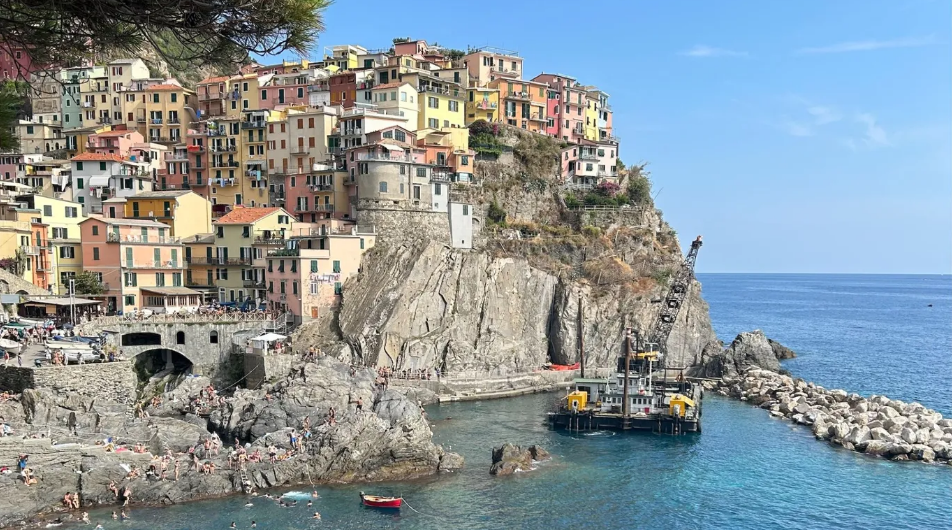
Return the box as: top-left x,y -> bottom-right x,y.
547,236 -> 705,435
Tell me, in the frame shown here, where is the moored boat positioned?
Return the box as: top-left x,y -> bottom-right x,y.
359,491 -> 402,508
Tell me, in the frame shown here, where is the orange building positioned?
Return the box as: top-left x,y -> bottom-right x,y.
80,217 -> 198,314
488,79 -> 548,133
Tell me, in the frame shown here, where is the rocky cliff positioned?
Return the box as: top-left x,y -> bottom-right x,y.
0,358 -> 460,527
298,127 -> 717,374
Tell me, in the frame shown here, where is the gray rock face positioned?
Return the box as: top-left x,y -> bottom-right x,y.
489,443 -> 550,476
693,331 -> 782,378
768,339 -> 797,360
337,241 -> 715,374
0,357 -> 461,527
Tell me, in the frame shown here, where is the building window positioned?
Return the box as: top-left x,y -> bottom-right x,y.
124,295 -> 135,306
332,260 -> 341,273
463,205 -> 470,215
43,205 -> 52,216
76,178 -> 84,189
176,331 -> 185,345
416,167 -> 426,178
428,97 -> 438,109
93,248 -> 100,260
448,101 -> 459,112
428,118 -> 438,128
310,260 -> 318,273
210,331 -> 219,344
379,181 -> 387,193
434,183 -> 442,196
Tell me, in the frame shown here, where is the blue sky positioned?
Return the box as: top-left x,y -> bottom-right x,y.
278,0 -> 951,273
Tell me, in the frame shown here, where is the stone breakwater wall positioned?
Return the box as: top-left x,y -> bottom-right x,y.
0,362 -> 137,405
706,368 -> 952,465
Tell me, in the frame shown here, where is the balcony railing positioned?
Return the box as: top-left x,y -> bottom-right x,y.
506,91 -> 531,101
187,145 -> 205,153
309,183 -> 334,192
356,152 -> 413,162
241,121 -> 266,129
107,233 -> 181,244
530,112 -> 546,122
290,148 -> 308,156
430,172 -> 452,183
185,276 -> 215,287
210,144 -> 237,153
243,279 -> 265,288
151,118 -> 163,124
420,85 -> 465,99
210,178 -> 238,187
23,246 -> 41,255
125,261 -> 184,269
185,257 -> 251,266
473,101 -> 498,110
579,151 -> 598,160
316,204 -> 334,212
168,117 -> 181,124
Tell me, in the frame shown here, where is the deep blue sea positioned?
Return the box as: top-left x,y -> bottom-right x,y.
83,274 -> 952,530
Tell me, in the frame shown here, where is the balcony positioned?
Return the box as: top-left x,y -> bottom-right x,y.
187,145 -> 205,153
420,85 -> 465,99
473,101 -> 498,110
124,261 -> 185,269
241,121 -> 266,129
243,279 -> 265,289
168,117 -> 181,124
136,116 -> 146,123
210,144 -> 237,153
530,113 -> 546,122
309,183 -> 334,192
356,152 -> 414,163
254,232 -> 287,245
24,246 -> 40,255
290,147 -> 308,156
185,257 -> 251,266
579,151 -> 598,160
210,177 -> 238,187
227,160 -> 240,168
344,176 -> 356,185
107,233 -> 181,244
185,276 -> 215,287
271,190 -> 285,200
507,91 -> 531,101
198,92 -> 221,101
207,129 -> 227,137
151,118 -> 163,125
164,152 -> 188,161
430,172 -> 452,183
316,203 -> 335,212
97,117 -> 112,125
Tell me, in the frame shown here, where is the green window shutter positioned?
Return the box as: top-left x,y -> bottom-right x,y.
332,260 -> 340,273
310,260 -> 317,273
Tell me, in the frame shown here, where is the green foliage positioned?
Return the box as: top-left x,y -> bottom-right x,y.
0,82 -> 26,152
487,201 -> 507,226
73,271 -> 106,295
513,133 -> 560,176
564,194 -> 581,209
651,268 -> 672,286
471,132 -> 502,156
626,174 -> 652,205
442,48 -> 466,61
468,120 -> 497,137
392,37 -> 411,44
616,158 -> 626,172
0,0 -> 330,74
581,226 -> 602,238
0,251 -> 25,277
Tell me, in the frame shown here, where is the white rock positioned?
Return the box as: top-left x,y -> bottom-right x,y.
852,402 -> 868,413
901,427 -> 918,444
917,428 -> 932,445
846,426 -> 871,445
910,444 -> 936,462
879,407 -> 899,419
833,423 -> 851,440
830,389 -> 848,403
869,427 -> 891,441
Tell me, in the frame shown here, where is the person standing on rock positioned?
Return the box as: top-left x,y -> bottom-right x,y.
174,459 -> 180,481
355,398 -> 363,413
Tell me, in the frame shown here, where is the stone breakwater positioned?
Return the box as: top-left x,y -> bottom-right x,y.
705,368 -> 952,465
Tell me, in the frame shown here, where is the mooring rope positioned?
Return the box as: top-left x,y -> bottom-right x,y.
401,499 -> 441,518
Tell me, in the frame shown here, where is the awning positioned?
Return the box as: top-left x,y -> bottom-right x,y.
251,332 -> 286,343
23,297 -> 101,307
89,176 -> 110,187
139,287 -> 201,296
0,182 -> 31,189
379,143 -> 405,152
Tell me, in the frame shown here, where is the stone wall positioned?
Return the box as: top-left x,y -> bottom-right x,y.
356,204 -> 451,243
0,362 -> 137,404
242,352 -> 294,390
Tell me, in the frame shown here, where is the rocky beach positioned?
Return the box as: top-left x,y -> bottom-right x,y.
0,357 -> 461,528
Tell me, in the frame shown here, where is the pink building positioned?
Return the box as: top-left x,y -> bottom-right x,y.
0,44 -> 34,80
80,216 -> 196,314
393,40 -> 430,58
87,129 -> 144,156
259,73 -> 311,110
560,140 -> 619,186
533,73 -> 587,142
0,153 -> 23,181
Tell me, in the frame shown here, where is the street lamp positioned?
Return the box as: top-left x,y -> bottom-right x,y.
69,279 -> 75,326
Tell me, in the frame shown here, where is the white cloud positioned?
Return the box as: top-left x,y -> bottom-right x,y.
807,106 -> 842,125
797,36 -> 934,54
783,121 -> 814,137
856,113 -> 889,147
680,45 -> 748,58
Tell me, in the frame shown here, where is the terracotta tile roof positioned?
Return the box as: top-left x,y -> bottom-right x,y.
92,130 -> 134,138
198,76 -> 231,85
70,152 -> 125,163
148,84 -> 185,91
373,82 -> 409,90
214,207 -> 282,225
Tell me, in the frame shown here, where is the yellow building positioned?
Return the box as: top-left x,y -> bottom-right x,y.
226,74 -> 263,118
466,87 -> 499,125
212,206 -> 294,305
584,88 -> 600,141
183,233 -> 217,301
323,45 -> 366,71
0,220 -> 33,283
79,70 -> 111,129
416,84 -> 465,131
6,195 -> 87,294
145,83 -> 195,144
123,190 -> 212,238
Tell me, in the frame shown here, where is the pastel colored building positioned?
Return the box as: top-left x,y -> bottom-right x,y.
265,229 -> 375,324
183,233 -> 217,298
80,216 -> 195,314
87,129 -> 144,156
144,82 -> 195,144
212,206 -> 294,305
70,152 -> 153,215
15,120 -> 64,155
122,190 -> 212,238
0,45 -> 34,81
532,73 -> 587,141
463,47 -> 523,87
561,140 -> 619,186
370,82 -> 418,125
465,87 -> 499,125
489,79 -> 548,133
7,194 -> 87,294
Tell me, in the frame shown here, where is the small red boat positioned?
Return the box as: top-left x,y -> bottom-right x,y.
360,491 -> 403,508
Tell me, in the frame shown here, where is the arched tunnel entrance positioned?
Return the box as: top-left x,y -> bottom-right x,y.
133,349 -> 194,394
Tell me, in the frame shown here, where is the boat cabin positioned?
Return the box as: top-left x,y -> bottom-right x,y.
572,378 -> 609,404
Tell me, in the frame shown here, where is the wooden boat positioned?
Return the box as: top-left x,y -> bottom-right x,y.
359,491 -> 402,508
0,338 -> 21,355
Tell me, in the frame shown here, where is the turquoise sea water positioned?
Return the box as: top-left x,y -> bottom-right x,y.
82,274 -> 952,530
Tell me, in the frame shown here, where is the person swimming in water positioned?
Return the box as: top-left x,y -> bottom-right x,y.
312,512 -> 321,519
230,523 -> 236,529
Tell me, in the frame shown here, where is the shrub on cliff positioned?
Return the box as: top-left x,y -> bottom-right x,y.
487,201 -> 507,226
468,120 -> 497,137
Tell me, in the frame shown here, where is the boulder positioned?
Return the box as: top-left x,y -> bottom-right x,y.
829,390 -> 848,403
900,427 -> 918,444
910,444 -> 936,463
865,440 -> 891,457
693,331 -> 780,377
846,426 -> 871,445
767,338 -> 797,360
869,427 -> 892,441
490,443 -> 545,476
